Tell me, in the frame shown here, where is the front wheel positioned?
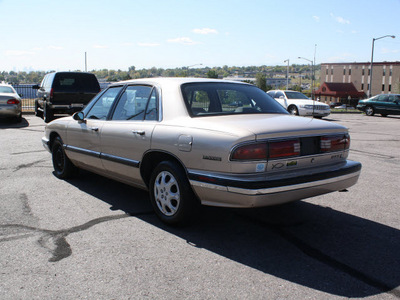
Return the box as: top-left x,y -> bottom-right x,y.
52,136 -> 77,179
365,106 -> 375,116
288,105 -> 299,115
149,161 -> 197,225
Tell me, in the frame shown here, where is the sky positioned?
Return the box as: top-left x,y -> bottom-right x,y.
1,0 -> 399,72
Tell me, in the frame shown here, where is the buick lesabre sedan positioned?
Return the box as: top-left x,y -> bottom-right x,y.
42,78 -> 361,225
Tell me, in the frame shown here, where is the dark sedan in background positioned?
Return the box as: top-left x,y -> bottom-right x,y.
357,94 -> 400,117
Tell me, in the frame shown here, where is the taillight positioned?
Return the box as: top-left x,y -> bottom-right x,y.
49,88 -> 54,100
268,139 -> 300,159
7,99 -> 20,105
231,143 -> 268,160
320,134 -> 350,152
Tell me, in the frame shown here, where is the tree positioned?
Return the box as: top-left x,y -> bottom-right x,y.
207,70 -> 218,78
256,73 -> 267,91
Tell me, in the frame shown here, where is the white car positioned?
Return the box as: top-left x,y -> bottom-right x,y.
0,82 -> 22,122
267,90 -> 330,118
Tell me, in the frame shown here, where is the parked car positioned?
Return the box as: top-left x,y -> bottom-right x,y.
267,90 -> 331,118
0,82 -> 22,122
42,78 -> 361,225
357,94 -> 400,117
33,72 -> 100,123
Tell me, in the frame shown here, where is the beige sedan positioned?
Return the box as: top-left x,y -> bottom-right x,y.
42,78 -> 361,225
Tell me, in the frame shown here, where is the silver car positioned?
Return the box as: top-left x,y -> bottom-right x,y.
0,83 -> 22,122
42,78 -> 361,225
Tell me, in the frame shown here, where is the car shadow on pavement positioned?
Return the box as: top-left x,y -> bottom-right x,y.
66,170 -> 400,298
0,117 -> 29,128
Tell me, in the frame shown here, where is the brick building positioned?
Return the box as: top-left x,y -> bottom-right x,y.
318,62 -> 400,104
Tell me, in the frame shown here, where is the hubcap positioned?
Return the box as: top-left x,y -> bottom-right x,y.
154,171 -> 180,216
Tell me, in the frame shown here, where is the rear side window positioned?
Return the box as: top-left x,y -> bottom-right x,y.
52,73 -> 100,93
112,85 -> 158,121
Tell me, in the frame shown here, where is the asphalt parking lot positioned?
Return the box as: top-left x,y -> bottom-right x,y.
1,113 -> 399,299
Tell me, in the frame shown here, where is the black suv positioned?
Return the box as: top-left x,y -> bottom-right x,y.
33,72 -> 100,122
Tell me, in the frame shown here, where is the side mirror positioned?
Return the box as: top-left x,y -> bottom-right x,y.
32,84 -> 40,90
19,93 -> 23,97
73,111 -> 86,123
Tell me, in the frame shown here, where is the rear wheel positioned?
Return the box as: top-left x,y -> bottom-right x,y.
44,104 -> 54,123
288,105 -> 299,115
365,106 -> 375,116
35,100 -> 43,118
52,136 -> 77,179
149,161 -> 197,225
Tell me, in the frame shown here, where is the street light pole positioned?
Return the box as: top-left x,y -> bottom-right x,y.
187,63 -> 203,77
369,35 -> 395,97
298,56 -> 314,99
284,59 -> 289,90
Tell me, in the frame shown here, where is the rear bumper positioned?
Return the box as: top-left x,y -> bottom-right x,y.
189,160 -> 361,208
0,105 -> 21,118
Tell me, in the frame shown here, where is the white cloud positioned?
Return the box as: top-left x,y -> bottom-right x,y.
137,42 -> 160,47
313,16 -> 320,22
381,48 -> 399,54
330,13 -> 350,24
93,44 -> 108,49
4,50 -> 35,56
167,37 -> 199,45
192,28 -> 218,35
48,45 -> 63,50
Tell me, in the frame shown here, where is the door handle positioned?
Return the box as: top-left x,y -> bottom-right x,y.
132,130 -> 145,136
90,127 -> 99,131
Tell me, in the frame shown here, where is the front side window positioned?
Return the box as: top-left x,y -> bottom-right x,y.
181,83 -> 288,116
85,86 -> 123,120
111,85 -> 157,121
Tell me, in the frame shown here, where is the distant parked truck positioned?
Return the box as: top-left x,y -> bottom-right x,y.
33,72 -> 100,123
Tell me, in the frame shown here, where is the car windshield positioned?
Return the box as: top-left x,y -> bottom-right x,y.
0,86 -> 14,93
181,82 -> 288,116
285,91 -> 309,100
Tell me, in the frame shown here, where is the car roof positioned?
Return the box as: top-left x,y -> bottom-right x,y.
109,77 -> 252,87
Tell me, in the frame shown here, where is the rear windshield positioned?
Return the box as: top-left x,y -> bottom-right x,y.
181,82 -> 288,116
53,73 -> 100,93
0,86 -> 15,93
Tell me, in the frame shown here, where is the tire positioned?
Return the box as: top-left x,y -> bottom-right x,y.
44,104 -> 54,123
149,161 -> 197,225
365,106 -> 375,116
35,100 -> 43,118
15,112 -> 22,123
52,136 -> 77,179
288,105 -> 299,115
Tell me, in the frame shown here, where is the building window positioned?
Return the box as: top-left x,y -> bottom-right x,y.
382,84 -> 385,91
368,69 -> 371,76
383,69 -> 386,76
389,85 -> 392,92
331,69 -> 333,75
349,69 -> 351,75
343,69 -> 346,75
367,84 -> 370,91
361,84 -> 364,90
326,69 -> 328,75
362,69 -> 365,76
390,69 -> 392,76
